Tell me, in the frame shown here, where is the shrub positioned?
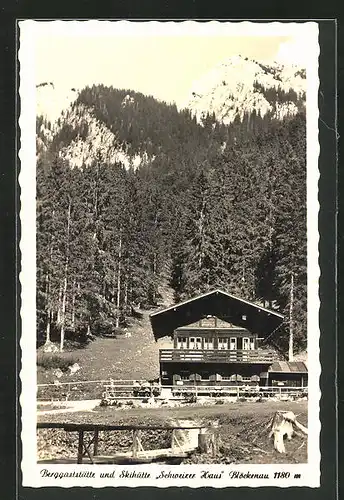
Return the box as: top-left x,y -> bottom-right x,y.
37,353 -> 79,372
92,319 -> 116,337
184,394 -> 197,404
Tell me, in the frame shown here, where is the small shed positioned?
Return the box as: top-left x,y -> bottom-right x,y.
268,361 -> 308,387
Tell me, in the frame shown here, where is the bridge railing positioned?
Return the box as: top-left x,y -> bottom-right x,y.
37,422 -> 209,464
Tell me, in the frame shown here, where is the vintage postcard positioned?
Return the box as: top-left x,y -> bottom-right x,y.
19,20 -> 320,488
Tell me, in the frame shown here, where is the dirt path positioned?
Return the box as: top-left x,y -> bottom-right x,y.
37,400 -> 308,424
37,399 -> 101,415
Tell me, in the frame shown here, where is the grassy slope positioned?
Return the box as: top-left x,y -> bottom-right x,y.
37,279 -> 177,387
37,280 -> 306,388
37,312 -> 163,385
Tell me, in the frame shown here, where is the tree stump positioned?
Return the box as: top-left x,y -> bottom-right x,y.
268,411 -> 308,453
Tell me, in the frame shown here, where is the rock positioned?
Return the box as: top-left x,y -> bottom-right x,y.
52,368 -> 63,379
68,362 -> 81,375
42,341 -> 59,353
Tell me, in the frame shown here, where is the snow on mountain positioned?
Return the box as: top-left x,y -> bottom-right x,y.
36,84 -> 152,169
36,82 -> 79,124
36,57 -> 306,168
58,104 -> 127,168
59,104 -> 152,169
185,55 -> 306,125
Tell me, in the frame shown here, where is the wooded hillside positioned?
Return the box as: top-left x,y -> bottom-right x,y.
36,85 -> 306,353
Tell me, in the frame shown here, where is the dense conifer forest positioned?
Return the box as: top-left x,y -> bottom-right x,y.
36,85 -> 307,353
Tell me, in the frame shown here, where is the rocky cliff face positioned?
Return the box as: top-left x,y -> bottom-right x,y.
36,85 -> 150,169
185,55 -> 306,125
36,56 -> 306,167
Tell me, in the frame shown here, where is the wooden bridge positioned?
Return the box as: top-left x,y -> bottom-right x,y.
37,421 -> 217,464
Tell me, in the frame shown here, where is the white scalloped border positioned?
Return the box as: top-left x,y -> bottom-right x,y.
19,20 -> 320,488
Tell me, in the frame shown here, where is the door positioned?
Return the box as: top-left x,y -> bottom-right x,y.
195,337 -> 202,350
189,337 -> 196,349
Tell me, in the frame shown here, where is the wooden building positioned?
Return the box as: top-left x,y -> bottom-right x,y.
149,289 -> 305,387
268,361 -> 308,387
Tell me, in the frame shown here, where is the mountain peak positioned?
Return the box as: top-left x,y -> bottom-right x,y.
185,57 -> 306,124
36,82 -> 80,123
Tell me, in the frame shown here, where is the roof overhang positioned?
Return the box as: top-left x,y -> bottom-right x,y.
149,289 -> 284,341
269,361 -> 308,374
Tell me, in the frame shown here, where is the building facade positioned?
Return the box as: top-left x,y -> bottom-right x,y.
150,289 -> 307,388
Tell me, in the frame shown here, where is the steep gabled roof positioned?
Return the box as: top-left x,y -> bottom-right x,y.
149,289 -> 284,341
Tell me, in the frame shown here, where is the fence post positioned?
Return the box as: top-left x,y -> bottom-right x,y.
77,431 -> 84,464
198,432 -> 209,454
171,429 -> 177,451
93,429 -> 99,457
132,430 -> 139,458
198,430 -> 218,457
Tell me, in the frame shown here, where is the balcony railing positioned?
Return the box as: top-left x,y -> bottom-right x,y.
159,349 -> 277,364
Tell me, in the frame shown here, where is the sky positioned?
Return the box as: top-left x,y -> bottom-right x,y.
31,21 -> 315,107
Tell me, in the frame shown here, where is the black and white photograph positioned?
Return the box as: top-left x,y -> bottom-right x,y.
19,20 -> 320,488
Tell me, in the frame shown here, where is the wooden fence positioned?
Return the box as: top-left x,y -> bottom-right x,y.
37,379 -> 308,402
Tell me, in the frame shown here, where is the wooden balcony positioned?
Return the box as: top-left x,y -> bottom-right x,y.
159,349 -> 277,364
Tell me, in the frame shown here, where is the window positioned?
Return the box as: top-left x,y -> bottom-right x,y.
229,337 -> 237,350
195,337 -> 202,349
250,338 -> 255,350
218,337 -> 228,350
204,337 -> 214,350
188,337 -> 202,350
242,337 -> 250,350
177,336 -> 188,349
